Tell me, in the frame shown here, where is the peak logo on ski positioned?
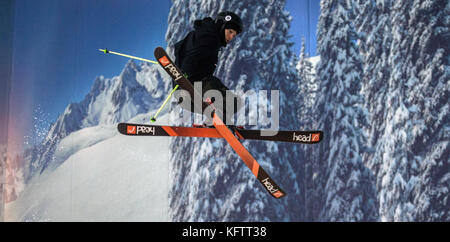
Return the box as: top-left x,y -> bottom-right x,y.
293,132 -> 321,143
158,56 -> 170,67
127,125 -> 136,134
126,125 -> 155,135
159,56 -> 183,81
137,126 -> 155,135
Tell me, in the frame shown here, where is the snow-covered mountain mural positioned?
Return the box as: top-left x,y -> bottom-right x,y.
27,61 -> 172,178
4,0 -> 449,222
6,60 -> 173,221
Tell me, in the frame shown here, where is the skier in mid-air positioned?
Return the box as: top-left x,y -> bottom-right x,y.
105,10 -> 322,199
173,11 -> 243,123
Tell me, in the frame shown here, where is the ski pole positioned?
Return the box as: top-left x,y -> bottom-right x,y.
98,48 -> 177,122
99,48 -> 159,64
151,84 -> 179,122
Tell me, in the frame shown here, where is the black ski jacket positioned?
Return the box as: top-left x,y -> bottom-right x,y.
174,17 -> 226,84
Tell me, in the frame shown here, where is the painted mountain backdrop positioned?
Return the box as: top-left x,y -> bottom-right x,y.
5,0 -> 448,222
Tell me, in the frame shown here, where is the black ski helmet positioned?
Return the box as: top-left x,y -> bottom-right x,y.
215,11 -> 243,34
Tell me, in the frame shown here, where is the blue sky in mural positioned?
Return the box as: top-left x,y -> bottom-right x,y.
4,0 -> 319,145
286,0 -> 320,56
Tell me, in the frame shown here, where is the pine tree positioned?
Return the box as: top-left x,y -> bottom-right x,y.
373,0 -> 425,221
295,37 -> 321,220
296,38 -> 316,130
405,0 -> 450,221
354,0 -> 449,221
354,0 -> 393,220
354,0 -> 393,173
315,0 -> 378,221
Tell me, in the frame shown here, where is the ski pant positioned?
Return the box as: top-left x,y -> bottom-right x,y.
176,76 -> 242,124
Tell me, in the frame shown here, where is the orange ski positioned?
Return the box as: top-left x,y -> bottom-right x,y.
154,47 -> 286,198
